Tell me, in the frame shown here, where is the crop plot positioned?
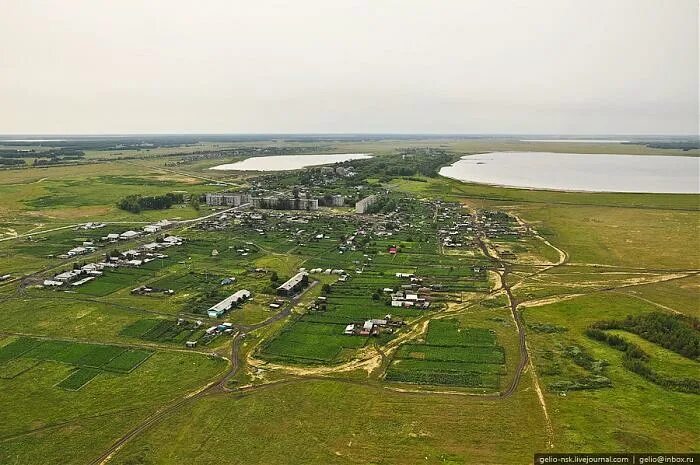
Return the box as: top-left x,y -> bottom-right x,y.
0,337 -> 41,363
121,319 -> 209,345
0,337 -> 154,390
258,274 -> 425,364
261,321 -> 367,363
57,367 -> 102,390
102,349 -> 153,372
0,358 -> 40,379
385,319 -> 506,389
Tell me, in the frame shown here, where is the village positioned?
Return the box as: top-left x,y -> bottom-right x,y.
31,180 -> 529,357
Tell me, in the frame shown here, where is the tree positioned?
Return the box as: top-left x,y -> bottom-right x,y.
270,271 -> 279,283
321,284 -> 332,295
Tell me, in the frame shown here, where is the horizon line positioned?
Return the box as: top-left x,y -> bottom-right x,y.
1,132 -> 698,138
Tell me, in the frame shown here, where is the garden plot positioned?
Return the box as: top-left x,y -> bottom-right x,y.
0,337 -> 154,390
75,267 -> 156,296
261,322 -> 367,363
385,319 -> 506,389
258,280 -> 424,364
121,319 -> 209,345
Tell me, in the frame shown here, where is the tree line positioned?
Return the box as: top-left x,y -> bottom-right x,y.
586,315 -> 700,394
117,192 -> 185,213
590,312 -> 699,360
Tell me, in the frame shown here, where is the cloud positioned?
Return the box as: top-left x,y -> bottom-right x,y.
1,0 -> 697,134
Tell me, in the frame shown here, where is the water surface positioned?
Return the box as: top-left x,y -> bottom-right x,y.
210,153 -> 372,171
439,152 -> 699,193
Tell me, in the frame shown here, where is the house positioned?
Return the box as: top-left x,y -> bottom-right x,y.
162,235 -> 183,245
67,246 -> 90,256
276,272 -> 309,296
388,247 -> 397,255
54,270 -> 81,282
344,323 -> 356,335
106,233 -> 120,242
120,230 -> 140,240
185,341 -> 197,348
43,279 -> 64,287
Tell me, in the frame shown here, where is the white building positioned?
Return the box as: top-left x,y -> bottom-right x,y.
207,289 -> 251,318
120,230 -> 140,240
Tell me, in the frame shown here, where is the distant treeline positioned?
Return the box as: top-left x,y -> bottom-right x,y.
0,148 -> 84,159
291,148 -> 458,188
0,158 -> 25,166
117,192 -> 185,213
626,142 -> 700,151
355,148 -> 457,179
0,148 -> 87,168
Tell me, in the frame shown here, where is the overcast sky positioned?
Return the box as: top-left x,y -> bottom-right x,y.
1,0 -> 697,135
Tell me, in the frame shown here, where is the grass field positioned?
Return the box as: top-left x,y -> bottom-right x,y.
109,378 -> 550,465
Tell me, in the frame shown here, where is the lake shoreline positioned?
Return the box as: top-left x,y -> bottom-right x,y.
438,152 -> 700,194
210,153 -> 373,171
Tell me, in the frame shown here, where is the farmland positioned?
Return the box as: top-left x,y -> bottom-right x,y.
386,320 -> 506,389
0,336 -> 154,390
0,136 -> 697,464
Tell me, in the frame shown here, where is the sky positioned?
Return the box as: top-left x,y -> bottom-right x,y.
1,0 -> 698,135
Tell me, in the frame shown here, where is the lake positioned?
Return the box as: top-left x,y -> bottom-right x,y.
210,153 -> 372,171
439,152 -> 700,193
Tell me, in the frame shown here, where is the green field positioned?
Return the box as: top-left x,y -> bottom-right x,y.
0,337 -> 155,391
385,319 -> 506,389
